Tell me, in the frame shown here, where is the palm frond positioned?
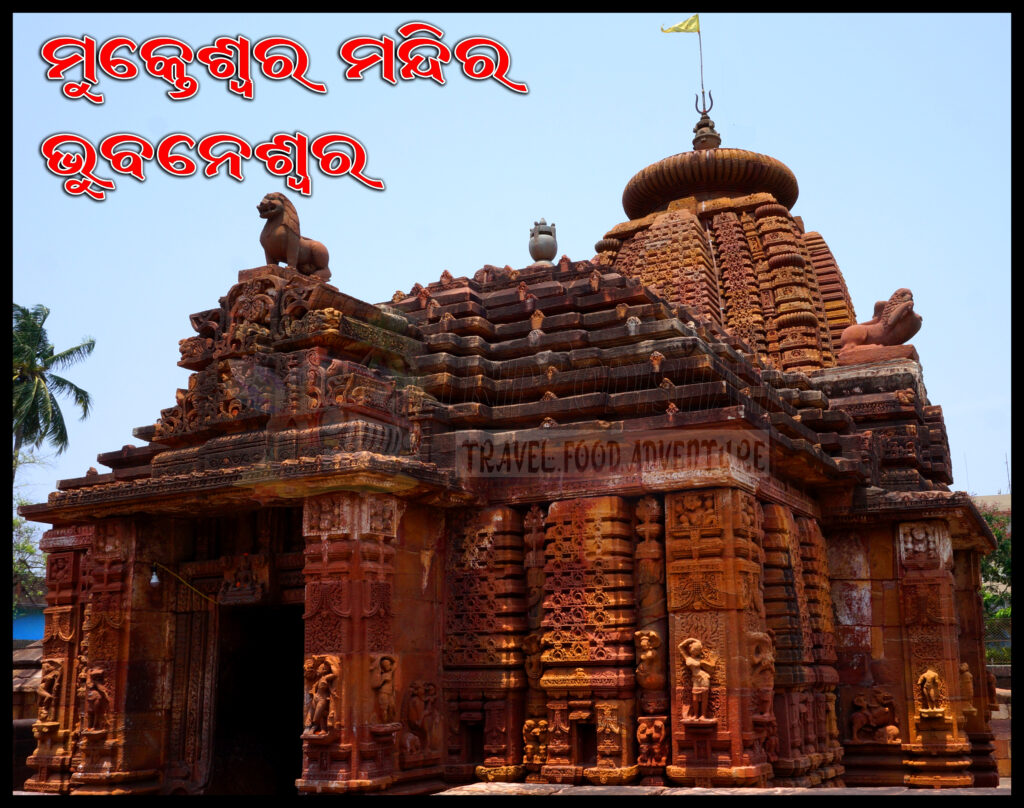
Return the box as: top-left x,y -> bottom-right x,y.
45,373 -> 92,419
46,338 -> 96,372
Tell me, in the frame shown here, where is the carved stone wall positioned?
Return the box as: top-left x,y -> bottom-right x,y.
952,547 -> 998,787
896,520 -> 972,787
25,519 -> 164,795
442,506 -> 526,783
296,491 -> 408,793
664,488 -> 773,787
538,496 -> 636,785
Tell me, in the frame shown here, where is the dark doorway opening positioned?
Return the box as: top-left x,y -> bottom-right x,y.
207,603 -> 303,795
465,723 -> 485,765
576,722 -> 597,768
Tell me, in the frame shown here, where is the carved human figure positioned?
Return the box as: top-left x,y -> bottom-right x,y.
302,658 -> 317,730
749,631 -> 775,711
764,716 -> 779,762
905,524 -> 939,563
850,690 -> 900,742
423,682 -> 443,753
310,661 -> 337,734
406,681 -> 427,744
409,420 -> 422,455
371,655 -> 397,723
959,663 -> 974,703
81,667 -> 111,731
533,718 -> 549,763
635,554 -> 665,614
636,717 -> 666,766
522,719 -> 538,764
634,630 -> 665,692
839,287 -> 922,350
526,567 -> 544,624
522,632 -> 544,688
917,668 -> 943,711
679,637 -> 716,719
37,659 -> 62,722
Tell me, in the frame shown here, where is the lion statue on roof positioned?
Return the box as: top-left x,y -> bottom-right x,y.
839,287 -> 922,351
257,192 -> 331,280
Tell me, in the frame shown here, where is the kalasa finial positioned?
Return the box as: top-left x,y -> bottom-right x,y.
528,218 -> 557,265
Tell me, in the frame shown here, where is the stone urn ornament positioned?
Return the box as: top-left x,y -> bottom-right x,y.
529,219 -> 557,265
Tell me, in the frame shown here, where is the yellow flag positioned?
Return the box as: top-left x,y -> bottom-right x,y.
661,14 -> 699,33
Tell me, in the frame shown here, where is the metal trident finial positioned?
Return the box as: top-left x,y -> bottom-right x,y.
695,90 -> 714,115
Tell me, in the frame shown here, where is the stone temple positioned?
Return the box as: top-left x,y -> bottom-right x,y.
19,108 -> 998,794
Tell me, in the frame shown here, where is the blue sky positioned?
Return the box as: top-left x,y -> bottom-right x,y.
12,13 -> 1011,508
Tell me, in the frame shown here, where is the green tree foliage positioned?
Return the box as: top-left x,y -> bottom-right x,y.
12,303 -> 95,472
979,505 -> 1011,619
12,451 -> 47,617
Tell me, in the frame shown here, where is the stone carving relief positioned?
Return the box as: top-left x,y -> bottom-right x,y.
668,567 -> 726,611
636,716 -> 668,767
400,680 -> 442,766
37,659 -> 63,722
370,655 -> 397,724
634,496 -> 665,625
303,580 -> 351,656
748,630 -> 775,716
258,192 -> 330,278
634,630 -> 665,693
848,689 -> 900,743
672,492 -> 718,531
959,662 -> 977,718
219,552 -> 267,603
839,287 -> 921,350
901,524 -> 938,565
522,718 -> 549,765
79,666 -> 112,733
916,667 -> 945,714
303,656 -> 341,736
678,637 -> 717,722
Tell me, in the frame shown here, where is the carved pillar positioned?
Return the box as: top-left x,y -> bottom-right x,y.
521,505 -> 546,782
633,496 -> 669,784
897,520 -> 972,788
296,491 -> 405,793
953,548 -> 998,787
441,506 -> 525,784
539,496 -> 636,785
795,516 -> 843,783
39,518 -> 161,794
664,488 -> 772,787
761,504 -> 827,785
23,526 -> 94,793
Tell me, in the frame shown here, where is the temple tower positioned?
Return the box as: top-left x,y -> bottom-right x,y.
595,111 -> 856,372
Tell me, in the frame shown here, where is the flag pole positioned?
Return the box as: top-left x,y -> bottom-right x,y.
698,25 -> 705,98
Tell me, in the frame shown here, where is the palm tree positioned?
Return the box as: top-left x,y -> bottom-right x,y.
12,304 -> 95,472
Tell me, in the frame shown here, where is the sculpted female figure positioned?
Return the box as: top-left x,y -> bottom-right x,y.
310,661 -> 337,734
371,655 -> 397,723
679,637 -> 716,719
634,630 -> 665,692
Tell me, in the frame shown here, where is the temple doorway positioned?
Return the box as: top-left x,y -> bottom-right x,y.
206,602 -> 304,795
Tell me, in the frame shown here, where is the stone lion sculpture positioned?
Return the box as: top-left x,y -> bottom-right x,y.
840,288 -> 922,350
257,192 -> 330,279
